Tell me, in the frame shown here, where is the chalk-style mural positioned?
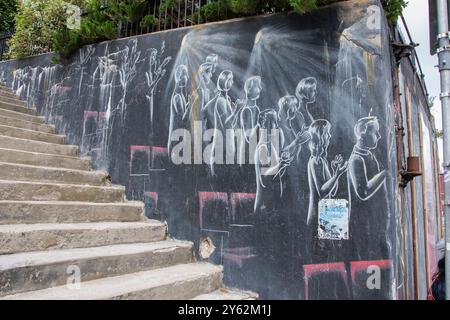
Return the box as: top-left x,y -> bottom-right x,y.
145,41 -> 172,126
307,119 -> 348,227
0,0 -> 406,300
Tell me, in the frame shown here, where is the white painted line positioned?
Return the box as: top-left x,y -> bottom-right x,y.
447,242 -> 450,251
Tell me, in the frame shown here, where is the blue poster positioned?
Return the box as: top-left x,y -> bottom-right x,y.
318,199 -> 349,240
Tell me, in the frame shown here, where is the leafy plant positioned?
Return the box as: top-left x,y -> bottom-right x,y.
8,0 -> 409,59
226,0 -> 260,15
289,0 -> 317,14
159,0 -> 181,14
140,15 -> 158,29
112,0 -> 148,23
382,0 -> 408,24
0,0 -> 18,33
192,0 -> 230,24
54,0 -> 119,58
9,0 -> 69,59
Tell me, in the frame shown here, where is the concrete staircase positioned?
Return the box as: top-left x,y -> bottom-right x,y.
0,84 -> 257,300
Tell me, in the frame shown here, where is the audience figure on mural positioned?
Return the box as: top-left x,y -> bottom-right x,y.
348,116 -> 386,206
277,95 -> 311,160
229,76 -> 262,162
347,116 -> 387,257
296,77 -> 318,127
307,119 -> 348,226
205,54 -> 219,93
168,65 -> 190,154
145,42 -> 172,125
254,109 -> 289,213
233,76 -> 261,132
205,70 -> 235,175
196,62 -> 215,130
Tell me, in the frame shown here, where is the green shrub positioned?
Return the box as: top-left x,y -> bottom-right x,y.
289,0 -> 317,14
140,14 -> 158,29
0,0 -> 18,33
192,1 -> 230,24
226,0 -> 260,15
8,0 -> 409,59
382,0 -> 408,24
159,0 -> 181,13
113,0 -> 148,23
9,0 -> 68,59
54,0 -> 119,58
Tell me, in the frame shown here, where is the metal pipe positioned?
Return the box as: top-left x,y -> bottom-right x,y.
436,0 -> 450,300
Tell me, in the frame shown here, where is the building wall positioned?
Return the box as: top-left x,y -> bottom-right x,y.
0,0 -> 438,299
394,48 -> 443,299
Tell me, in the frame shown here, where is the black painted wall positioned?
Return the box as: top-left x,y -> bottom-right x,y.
0,0 -> 401,299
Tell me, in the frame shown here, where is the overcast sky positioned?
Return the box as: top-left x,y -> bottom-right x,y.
401,0 -> 443,163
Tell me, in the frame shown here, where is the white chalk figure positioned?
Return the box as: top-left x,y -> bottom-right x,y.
205,70 -> 235,175
254,109 -> 290,213
78,45 -> 95,95
212,70 -> 234,132
239,76 -> 262,136
168,65 -> 190,154
205,54 -> 219,96
196,62 -> 215,130
347,116 -> 386,205
295,77 -> 318,127
145,41 -> 172,125
116,39 -> 142,121
307,119 -> 348,226
277,95 -> 311,160
206,54 -> 218,73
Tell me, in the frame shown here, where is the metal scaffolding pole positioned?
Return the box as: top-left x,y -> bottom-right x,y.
436,0 -> 450,300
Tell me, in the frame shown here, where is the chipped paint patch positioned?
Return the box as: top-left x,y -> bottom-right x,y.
199,237 -> 216,259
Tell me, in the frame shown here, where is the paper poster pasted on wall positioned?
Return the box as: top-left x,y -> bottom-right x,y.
318,199 -> 349,240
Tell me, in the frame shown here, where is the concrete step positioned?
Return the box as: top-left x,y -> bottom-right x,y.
0,162 -> 108,186
0,89 -> 19,100
0,107 -> 44,124
0,240 -> 193,297
0,148 -> 90,171
0,96 -> 27,107
0,201 -> 145,224
1,263 -> 223,300
0,124 -> 64,144
0,116 -> 54,133
0,100 -> 36,115
0,135 -> 77,156
192,288 -> 259,300
0,180 -> 125,202
0,221 -> 167,254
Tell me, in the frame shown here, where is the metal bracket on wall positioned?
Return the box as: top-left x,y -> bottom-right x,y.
400,170 -> 422,188
392,42 -> 415,63
440,92 -> 450,99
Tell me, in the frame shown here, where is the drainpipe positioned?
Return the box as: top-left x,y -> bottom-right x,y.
436,0 -> 450,300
